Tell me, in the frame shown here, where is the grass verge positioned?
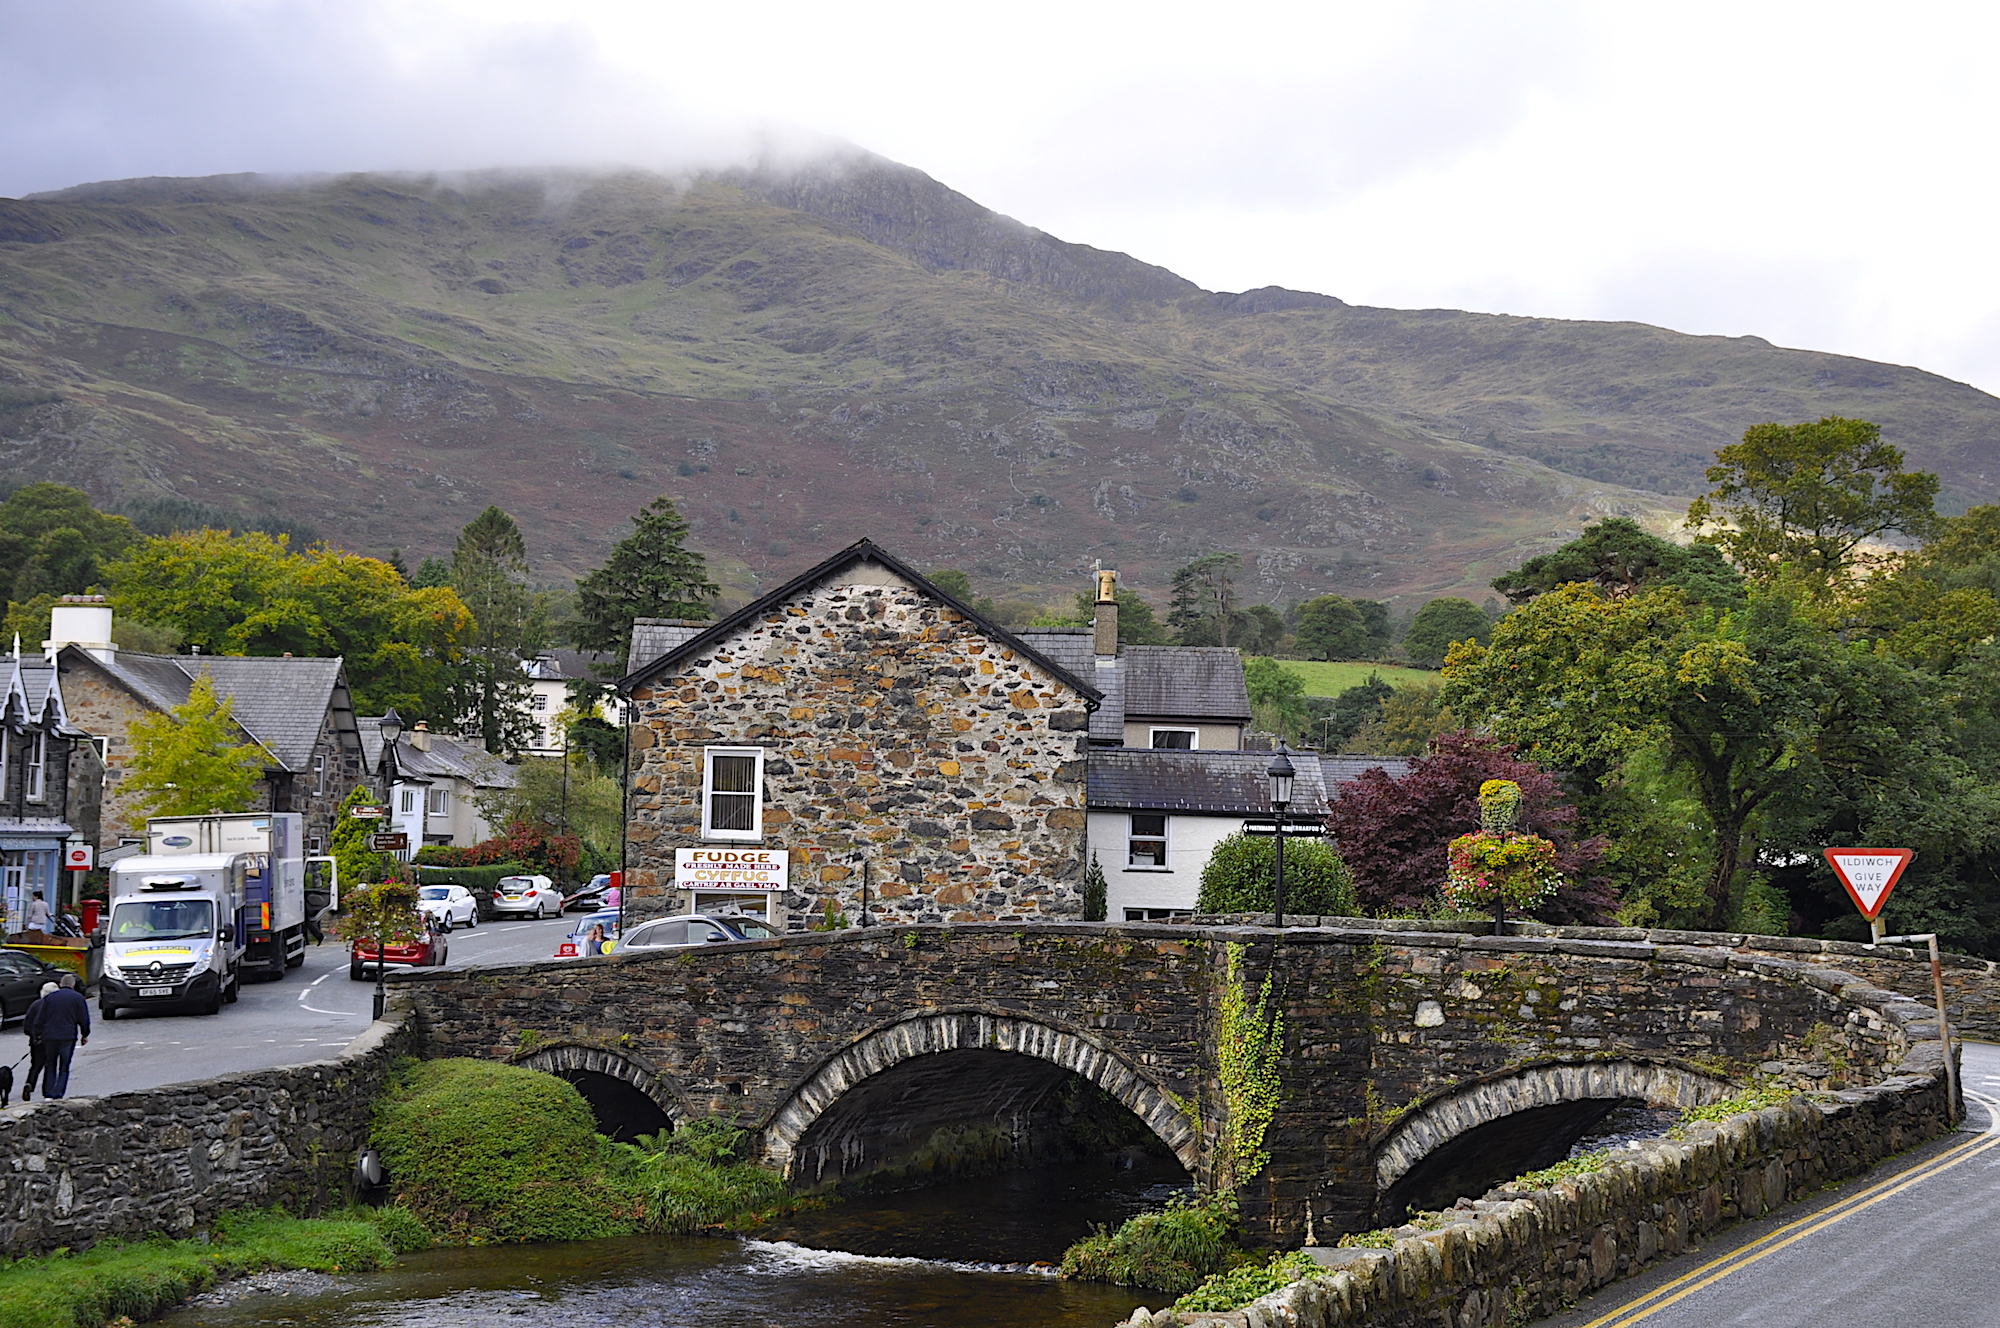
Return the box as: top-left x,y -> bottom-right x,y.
1059,1195 -> 1238,1296
0,1206 -> 420,1328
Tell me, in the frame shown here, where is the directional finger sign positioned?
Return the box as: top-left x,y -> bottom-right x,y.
1823,848 -> 1914,920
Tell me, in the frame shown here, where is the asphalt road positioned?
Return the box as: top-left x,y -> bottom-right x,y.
1532,1040 -> 2000,1328
5,911 -> 582,1100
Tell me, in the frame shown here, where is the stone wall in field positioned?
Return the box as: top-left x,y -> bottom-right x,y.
0,1000 -> 415,1255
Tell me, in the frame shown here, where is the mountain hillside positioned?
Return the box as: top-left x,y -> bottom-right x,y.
2,154 -> 1995,609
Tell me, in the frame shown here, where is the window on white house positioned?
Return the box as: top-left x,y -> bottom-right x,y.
1150,728 -> 1197,750
702,748 -> 764,840
530,693 -> 549,711
399,788 -> 419,815
1128,813 -> 1167,867
427,788 -> 448,816
24,732 -> 46,802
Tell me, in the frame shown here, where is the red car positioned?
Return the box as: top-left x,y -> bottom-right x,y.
349,922 -> 449,980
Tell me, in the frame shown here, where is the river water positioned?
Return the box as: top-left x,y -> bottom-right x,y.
162,1156 -> 1190,1328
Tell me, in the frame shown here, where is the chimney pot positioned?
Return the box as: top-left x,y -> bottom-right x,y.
1093,570 -> 1119,657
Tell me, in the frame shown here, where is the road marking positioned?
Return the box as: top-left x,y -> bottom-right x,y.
1580,1091 -> 2000,1328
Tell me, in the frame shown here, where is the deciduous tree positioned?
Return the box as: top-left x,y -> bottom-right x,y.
1401,597 -> 1487,668
1492,517 -> 1744,608
121,674 -> 266,818
1294,595 -> 1368,660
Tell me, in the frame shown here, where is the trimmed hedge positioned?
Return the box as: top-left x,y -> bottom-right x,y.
415,863 -> 528,919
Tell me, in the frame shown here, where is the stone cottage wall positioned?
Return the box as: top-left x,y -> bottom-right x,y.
624,564 -> 1093,928
59,669 -> 167,845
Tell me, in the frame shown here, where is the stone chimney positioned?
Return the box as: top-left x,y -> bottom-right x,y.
410,721 -> 432,753
44,594 -> 116,666
1093,569 -> 1119,657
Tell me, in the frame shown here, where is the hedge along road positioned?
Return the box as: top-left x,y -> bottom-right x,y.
1532,1040 -> 2000,1328
29,912 -> 580,1099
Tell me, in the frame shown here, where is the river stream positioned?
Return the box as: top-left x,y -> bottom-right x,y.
161,1156 -> 1190,1327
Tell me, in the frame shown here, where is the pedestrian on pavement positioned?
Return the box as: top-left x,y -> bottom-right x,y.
25,891 -> 50,937
26,973 -> 89,1100
18,980 -> 55,1102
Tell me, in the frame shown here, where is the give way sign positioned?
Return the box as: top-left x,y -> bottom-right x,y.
1823,848 -> 1915,920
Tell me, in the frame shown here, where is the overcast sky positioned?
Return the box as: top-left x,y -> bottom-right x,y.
6,0 -> 1999,394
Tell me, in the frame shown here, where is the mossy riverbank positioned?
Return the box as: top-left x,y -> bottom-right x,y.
0,1058 -> 808,1328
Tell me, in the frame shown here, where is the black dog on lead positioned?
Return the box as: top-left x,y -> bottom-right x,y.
0,1063 -> 16,1107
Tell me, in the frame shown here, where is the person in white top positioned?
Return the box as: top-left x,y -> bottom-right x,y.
25,892 -> 50,934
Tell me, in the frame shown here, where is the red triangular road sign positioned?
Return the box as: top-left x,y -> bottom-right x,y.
1823,848 -> 1915,920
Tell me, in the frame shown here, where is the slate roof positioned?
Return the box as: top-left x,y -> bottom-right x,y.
628,620 -> 711,673
57,648 -> 356,772
620,541 -> 1102,705
357,718 -> 518,790
1087,748 -> 1332,816
523,649 -> 618,683
1013,630 -> 1250,743
1122,646 -> 1253,721
6,661 -> 83,736
1319,754 -> 1415,787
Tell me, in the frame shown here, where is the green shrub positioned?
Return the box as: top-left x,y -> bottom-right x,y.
0,1210 -> 393,1328
373,1058 -> 637,1243
1082,852 -> 1108,922
1059,1195 -> 1237,1295
620,1124 -> 793,1234
1174,1250 -> 1319,1312
1196,834 -> 1356,916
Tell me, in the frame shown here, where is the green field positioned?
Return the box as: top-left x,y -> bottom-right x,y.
1273,660 -> 1439,696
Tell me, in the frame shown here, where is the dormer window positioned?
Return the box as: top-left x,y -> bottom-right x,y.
1150,727 -> 1197,750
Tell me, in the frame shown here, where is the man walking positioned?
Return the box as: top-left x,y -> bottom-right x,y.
18,980 -> 54,1102
26,974 -> 88,1099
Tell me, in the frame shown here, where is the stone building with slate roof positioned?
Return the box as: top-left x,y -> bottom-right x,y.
359,717 -> 518,850
619,541 -> 1098,929
0,650 -> 102,925
46,601 -> 365,854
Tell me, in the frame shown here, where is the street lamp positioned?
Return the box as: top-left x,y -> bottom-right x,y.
1267,744 -> 1296,928
373,707 -> 403,1021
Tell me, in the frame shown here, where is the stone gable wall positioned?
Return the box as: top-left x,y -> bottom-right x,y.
60,669 -> 179,844
623,566 -> 1093,928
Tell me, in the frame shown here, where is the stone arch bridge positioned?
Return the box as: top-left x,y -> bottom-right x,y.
398,923 -> 1931,1243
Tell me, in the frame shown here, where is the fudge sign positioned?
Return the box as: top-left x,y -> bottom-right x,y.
675,848 -> 789,891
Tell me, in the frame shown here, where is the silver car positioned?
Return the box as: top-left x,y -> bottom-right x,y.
618,913 -> 776,951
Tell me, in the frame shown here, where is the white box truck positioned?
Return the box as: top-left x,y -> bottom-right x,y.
103,851 -> 248,1017
145,813 -> 312,979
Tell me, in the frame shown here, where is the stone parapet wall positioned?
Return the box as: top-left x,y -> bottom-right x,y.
0,1001 -> 415,1256
1198,914 -> 2000,1041
1125,944 -> 1955,1328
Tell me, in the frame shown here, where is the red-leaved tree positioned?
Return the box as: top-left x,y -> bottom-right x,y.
1328,731 -> 1613,923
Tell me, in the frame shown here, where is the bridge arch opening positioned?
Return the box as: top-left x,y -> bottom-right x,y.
1373,1061 -> 1729,1223
515,1045 -> 684,1144
767,1013 -> 1198,1191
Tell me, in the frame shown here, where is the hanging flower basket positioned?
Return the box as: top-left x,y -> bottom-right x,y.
1442,779 -> 1562,912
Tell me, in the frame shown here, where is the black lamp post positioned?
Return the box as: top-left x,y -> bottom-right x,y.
373,708 -> 403,1021
1267,743 -> 1296,928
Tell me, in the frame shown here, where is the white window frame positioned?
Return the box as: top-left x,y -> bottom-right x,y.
399,787 -> 419,815
313,753 -> 327,794
24,731 -> 46,802
701,747 -> 765,841
530,692 -> 549,711
1127,812 -> 1169,869
1149,727 -> 1198,750
0,730 -> 10,800
427,787 -> 449,817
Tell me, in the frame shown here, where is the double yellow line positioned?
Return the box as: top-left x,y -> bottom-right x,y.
1580,1090 -> 2000,1327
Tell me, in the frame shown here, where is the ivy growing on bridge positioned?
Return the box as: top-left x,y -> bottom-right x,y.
1214,942 -> 1284,1189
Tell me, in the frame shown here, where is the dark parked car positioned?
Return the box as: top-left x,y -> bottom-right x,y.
564,874 -> 612,912
0,949 -> 72,1019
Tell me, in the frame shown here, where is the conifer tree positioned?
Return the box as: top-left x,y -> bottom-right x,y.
450,507 -> 540,752
572,496 -> 718,671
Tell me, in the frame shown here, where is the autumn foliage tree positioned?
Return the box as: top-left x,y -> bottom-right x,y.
121,673 -> 266,818
1326,732 -> 1611,923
